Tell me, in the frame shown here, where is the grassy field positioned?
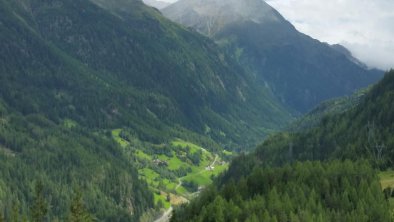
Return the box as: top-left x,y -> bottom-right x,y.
112,131 -> 229,208
379,170 -> 394,189
154,192 -> 171,209
379,170 -> 394,212
136,150 -> 152,160
182,161 -> 228,186
171,139 -> 207,153
111,129 -> 129,148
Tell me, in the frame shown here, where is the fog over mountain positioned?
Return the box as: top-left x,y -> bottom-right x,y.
143,0 -> 170,9
161,0 -> 394,70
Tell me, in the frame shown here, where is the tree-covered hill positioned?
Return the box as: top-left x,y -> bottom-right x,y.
288,87 -> 371,131
256,70 -> 394,168
0,0 -> 295,220
0,0 -> 292,150
171,70 -> 394,222
0,102 -> 153,221
171,160 -> 391,222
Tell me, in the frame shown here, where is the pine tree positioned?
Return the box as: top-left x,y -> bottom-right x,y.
22,214 -> 29,222
69,189 -> 93,222
262,210 -> 271,221
245,214 -> 258,222
11,202 -> 20,222
0,211 -> 4,222
31,181 -> 48,222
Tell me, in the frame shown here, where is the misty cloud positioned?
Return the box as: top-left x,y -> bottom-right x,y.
161,0 -> 394,70
265,0 -> 394,70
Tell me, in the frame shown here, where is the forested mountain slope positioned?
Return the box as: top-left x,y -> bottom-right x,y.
163,0 -> 383,113
0,0 -> 292,149
257,70 -> 394,168
288,87 -> 370,131
171,70 -> 394,222
0,0 -> 294,220
171,160 -> 391,222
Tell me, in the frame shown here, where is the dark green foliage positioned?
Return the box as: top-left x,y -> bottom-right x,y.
182,181 -> 199,193
288,87 -> 370,131
0,0 -> 295,220
69,190 -> 93,222
11,202 -> 20,222
0,0 -> 291,151
31,182 -> 48,222
187,149 -> 202,165
0,109 -> 153,221
383,187 -> 392,200
171,70 -> 394,221
256,70 -> 394,168
172,161 -> 391,222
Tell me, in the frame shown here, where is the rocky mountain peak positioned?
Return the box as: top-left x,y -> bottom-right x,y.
163,0 -> 285,36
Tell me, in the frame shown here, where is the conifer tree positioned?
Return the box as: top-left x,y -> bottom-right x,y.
11,202 -> 20,222
0,211 -> 4,222
69,189 -> 93,222
31,181 -> 48,222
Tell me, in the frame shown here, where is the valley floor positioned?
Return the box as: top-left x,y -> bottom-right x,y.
111,129 -> 230,214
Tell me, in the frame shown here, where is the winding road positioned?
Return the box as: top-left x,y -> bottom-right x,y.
154,207 -> 173,222
153,154 -> 220,222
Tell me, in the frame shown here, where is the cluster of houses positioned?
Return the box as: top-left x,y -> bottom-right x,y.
153,159 -> 168,167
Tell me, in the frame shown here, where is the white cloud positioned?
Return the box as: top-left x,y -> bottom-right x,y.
161,0 -> 394,70
265,0 -> 394,70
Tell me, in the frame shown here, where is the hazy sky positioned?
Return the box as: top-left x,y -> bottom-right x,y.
264,0 -> 394,70
160,0 -> 394,70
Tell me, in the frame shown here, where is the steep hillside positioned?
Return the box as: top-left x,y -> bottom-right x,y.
0,102 -> 153,221
163,0 -> 383,113
0,0 -> 294,220
1,0 -> 291,149
288,87 -> 370,131
171,70 -> 394,222
257,70 -> 394,168
171,160 -> 391,221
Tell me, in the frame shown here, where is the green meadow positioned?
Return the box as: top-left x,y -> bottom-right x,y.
112,130 -> 230,208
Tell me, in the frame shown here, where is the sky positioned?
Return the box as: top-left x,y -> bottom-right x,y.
160,0 -> 394,70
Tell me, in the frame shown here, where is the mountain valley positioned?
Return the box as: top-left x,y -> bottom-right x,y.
0,0 -> 392,221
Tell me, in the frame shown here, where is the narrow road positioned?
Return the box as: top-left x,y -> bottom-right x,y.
175,178 -> 182,190
154,206 -> 173,222
210,155 -> 218,168
153,154 -> 220,222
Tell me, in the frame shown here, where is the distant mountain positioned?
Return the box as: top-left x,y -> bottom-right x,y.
256,70 -> 394,167
330,44 -> 369,68
163,0 -> 384,113
163,0 -> 284,36
0,0 -> 293,220
143,0 -> 170,9
288,87 -> 370,131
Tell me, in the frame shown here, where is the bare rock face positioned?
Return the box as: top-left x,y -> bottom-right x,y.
163,0 -> 284,36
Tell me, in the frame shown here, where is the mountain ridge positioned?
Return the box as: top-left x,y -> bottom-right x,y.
163,0 -> 384,113
0,0 -> 295,220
